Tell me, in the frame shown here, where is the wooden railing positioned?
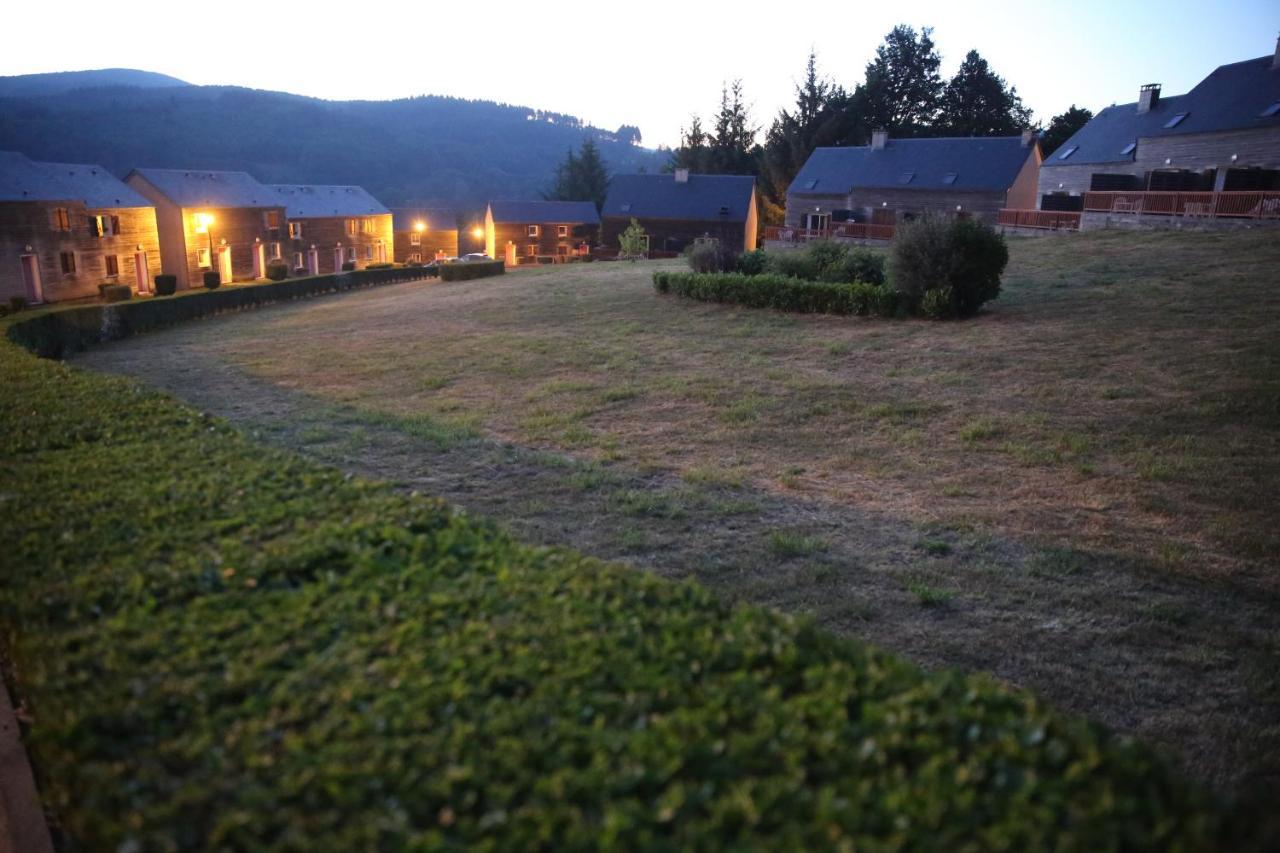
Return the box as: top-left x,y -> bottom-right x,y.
1081,191 -> 1280,219
997,209 -> 1082,231
764,223 -> 895,243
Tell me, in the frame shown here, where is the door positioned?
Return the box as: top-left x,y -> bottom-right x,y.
134,251 -> 149,294
377,241 -> 386,263
252,243 -> 265,279
333,248 -> 344,272
308,248 -> 320,276
217,246 -> 233,283
19,255 -> 43,303
804,212 -> 830,234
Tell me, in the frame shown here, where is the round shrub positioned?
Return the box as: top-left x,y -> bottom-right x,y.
891,216 -> 1008,317
264,261 -> 289,282
341,261 -> 356,272
8,296 -> 27,312
685,242 -> 738,274
153,274 -> 177,296
823,246 -> 886,285
737,248 -> 768,275
202,270 -> 221,290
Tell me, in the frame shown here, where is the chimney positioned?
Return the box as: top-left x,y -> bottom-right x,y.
1137,83 -> 1161,114
1021,128 -> 1037,148
870,128 -> 889,150
674,168 -> 690,183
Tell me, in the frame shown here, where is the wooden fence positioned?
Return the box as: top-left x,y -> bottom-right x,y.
1080,191 -> 1280,219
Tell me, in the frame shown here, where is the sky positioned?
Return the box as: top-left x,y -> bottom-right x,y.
3,0 -> 1277,148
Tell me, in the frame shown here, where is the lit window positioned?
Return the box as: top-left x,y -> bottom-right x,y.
1058,145 -> 1078,160
365,245 -> 373,260
941,172 -> 958,185
347,219 -> 357,236
899,172 -> 915,184
1163,113 -> 1188,129
60,251 -> 76,274
527,225 -> 540,237
264,211 -> 281,231
409,253 -> 421,263
104,254 -> 119,277
270,242 -> 281,259
526,244 -> 538,256
1121,142 -> 1136,155
410,232 -> 421,246
193,213 -> 213,234
1261,101 -> 1280,118
92,214 -> 120,237
197,248 -> 211,268
557,225 -> 569,237
289,222 -> 303,239
52,208 -> 71,231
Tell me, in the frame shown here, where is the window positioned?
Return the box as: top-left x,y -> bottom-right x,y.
289,222 -> 303,239
410,232 -> 421,246
347,247 -> 357,262
803,179 -> 818,190
526,244 -> 538,256
59,251 -> 76,274
1163,113 -> 1188,129
557,244 -> 569,255
264,210 -> 281,231
92,214 -> 120,237
408,253 -> 421,263
361,218 -> 375,234
1120,141 -> 1137,156
557,224 -> 569,237
941,172 -> 958,185
293,252 -> 304,269
899,171 -> 915,184
1261,101 -> 1280,118
364,245 -> 373,260
197,247 -> 211,268
270,242 -> 281,259
104,254 -> 119,277
620,202 -> 632,212
52,208 -> 71,231
346,219 -> 357,236
527,225 -> 540,237
1057,145 -> 1078,160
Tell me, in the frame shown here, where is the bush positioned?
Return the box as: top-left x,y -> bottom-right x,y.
0,306 -> 1245,849
439,259 -> 504,282
764,241 -> 886,286
341,261 -> 356,272
654,270 -> 898,317
101,284 -> 132,303
737,248 -> 768,276
153,274 -> 177,295
366,262 -> 394,270
203,270 -> 221,290
685,241 -> 739,274
294,267 -> 308,277
891,216 -> 1008,317
920,286 -> 956,320
9,296 -> 28,313
264,262 -> 289,282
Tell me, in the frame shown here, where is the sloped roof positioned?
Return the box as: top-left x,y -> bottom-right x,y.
789,137 -> 1034,195
391,207 -> 458,232
268,184 -> 390,219
602,173 -> 755,222
127,167 -> 275,208
1044,55 -> 1280,167
488,200 -> 599,224
0,150 -> 152,208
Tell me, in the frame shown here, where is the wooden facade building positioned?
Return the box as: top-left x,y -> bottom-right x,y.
391,208 -> 458,263
601,171 -> 758,254
484,200 -> 599,264
270,184 -> 393,274
1,151 -> 160,304
125,168 -> 287,290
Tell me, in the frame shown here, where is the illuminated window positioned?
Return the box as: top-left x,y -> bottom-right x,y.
264,210 -> 281,230
289,222 -> 303,239
92,214 -> 120,237
59,251 -> 76,274
346,219 -> 357,236
362,218 -> 375,234
52,208 -> 71,231
270,242 -> 281,259
104,254 -> 119,276
557,225 -> 569,237
526,244 -> 538,256
410,232 -> 421,246
408,253 -> 421,263
365,245 -> 373,260
527,225 -> 540,237
197,248 -> 211,268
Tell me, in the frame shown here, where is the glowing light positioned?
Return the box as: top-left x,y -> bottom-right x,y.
414,221 -> 426,232
194,213 -> 214,233
471,226 -> 483,239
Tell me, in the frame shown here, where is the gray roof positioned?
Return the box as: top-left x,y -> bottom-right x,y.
391,207 -> 457,232
268,184 -> 390,219
127,167 -> 276,208
602,173 -> 755,222
1044,55 -> 1280,167
0,150 -> 152,208
488,200 -> 599,224
789,136 -> 1034,196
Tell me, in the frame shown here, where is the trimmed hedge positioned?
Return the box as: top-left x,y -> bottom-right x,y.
654,271 -> 899,317
0,290 -> 1250,848
101,284 -> 132,303
440,259 -> 505,282
6,266 -> 432,359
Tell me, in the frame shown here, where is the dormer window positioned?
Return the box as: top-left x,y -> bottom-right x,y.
803,179 -> 818,190
899,171 -> 915,184
1057,145 -> 1078,160
620,203 -> 632,212
1163,113 -> 1188,129
527,225 -> 540,237
941,172 -> 958,185
1261,101 -> 1280,118
1120,142 -> 1137,156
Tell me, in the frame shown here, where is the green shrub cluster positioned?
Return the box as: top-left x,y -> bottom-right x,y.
892,217 -> 1009,317
654,271 -> 898,317
764,241 -> 887,286
439,259 -> 505,281
6,265 -> 433,359
737,248 -> 768,275
100,283 -> 132,303
0,312 -> 1244,849
341,260 -> 356,271
365,262 -> 395,270
684,241 -> 739,274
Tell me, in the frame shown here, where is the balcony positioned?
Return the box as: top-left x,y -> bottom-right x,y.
997,210 -> 1082,231
764,222 -> 895,243
1081,190 -> 1280,219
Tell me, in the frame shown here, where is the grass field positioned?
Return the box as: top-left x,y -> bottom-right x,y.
79,228 -> 1280,796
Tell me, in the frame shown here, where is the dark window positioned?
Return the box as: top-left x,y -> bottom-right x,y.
1163,113 -> 1188,129
104,255 -> 119,276
1058,145 -> 1078,160
60,252 -> 76,274
52,208 -> 71,231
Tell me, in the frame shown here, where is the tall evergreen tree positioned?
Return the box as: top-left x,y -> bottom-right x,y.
858,25 -> 944,137
1040,105 -> 1093,157
545,137 -> 611,210
938,50 -> 1032,136
671,81 -> 758,175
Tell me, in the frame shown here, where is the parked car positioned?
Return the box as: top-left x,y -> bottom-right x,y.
461,253 -> 492,262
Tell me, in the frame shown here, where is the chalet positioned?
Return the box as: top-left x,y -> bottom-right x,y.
391,207 -> 458,263
484,200 -> 599,264
1037,43 -> 1280,219
601,171 -> 758,254
782,130 -> 1040,239
124,168 -> 287,289
0,151 -> 160,304
270,184 -> 393,274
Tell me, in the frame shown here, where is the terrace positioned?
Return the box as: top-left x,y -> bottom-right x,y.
763,222 -> 896,243
1081,190 -> 1280,218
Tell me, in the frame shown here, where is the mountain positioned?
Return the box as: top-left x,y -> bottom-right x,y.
0,68 -> 188,98
0,71 -> 669,208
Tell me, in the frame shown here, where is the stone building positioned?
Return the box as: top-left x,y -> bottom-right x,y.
601,171 -> 758,254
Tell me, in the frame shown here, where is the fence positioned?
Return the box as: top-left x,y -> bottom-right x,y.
1081,191 -> 1280,219
996,210 -> 1082,231
763,223 -> 895,243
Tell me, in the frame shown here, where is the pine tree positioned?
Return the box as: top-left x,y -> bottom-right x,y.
938,50 -> 1032,136
545,137 -> 611,210
859,25 -> 944,137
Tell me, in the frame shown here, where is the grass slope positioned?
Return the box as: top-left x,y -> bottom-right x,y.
0,297 -> 1241,847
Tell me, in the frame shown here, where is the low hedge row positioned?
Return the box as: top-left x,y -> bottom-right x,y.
654,271 -> 899,317
6,265 -> 431,359
0,303 -> 1246,848
440,259 -> 505,282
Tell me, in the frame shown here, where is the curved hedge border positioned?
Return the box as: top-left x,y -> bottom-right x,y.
6,265 -> 431,359
0,297 -> 1247,848
653,270 -> 899,317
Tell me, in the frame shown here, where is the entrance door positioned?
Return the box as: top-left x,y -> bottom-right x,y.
377,241 -> 386,263
19,255 -> 43,303
333,248 -> 344,272
804,212 -> 830,233
307,248 -> 320,276
252,243 -> 265,279
134,251 -> 150,294
217,246 -> 233,283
